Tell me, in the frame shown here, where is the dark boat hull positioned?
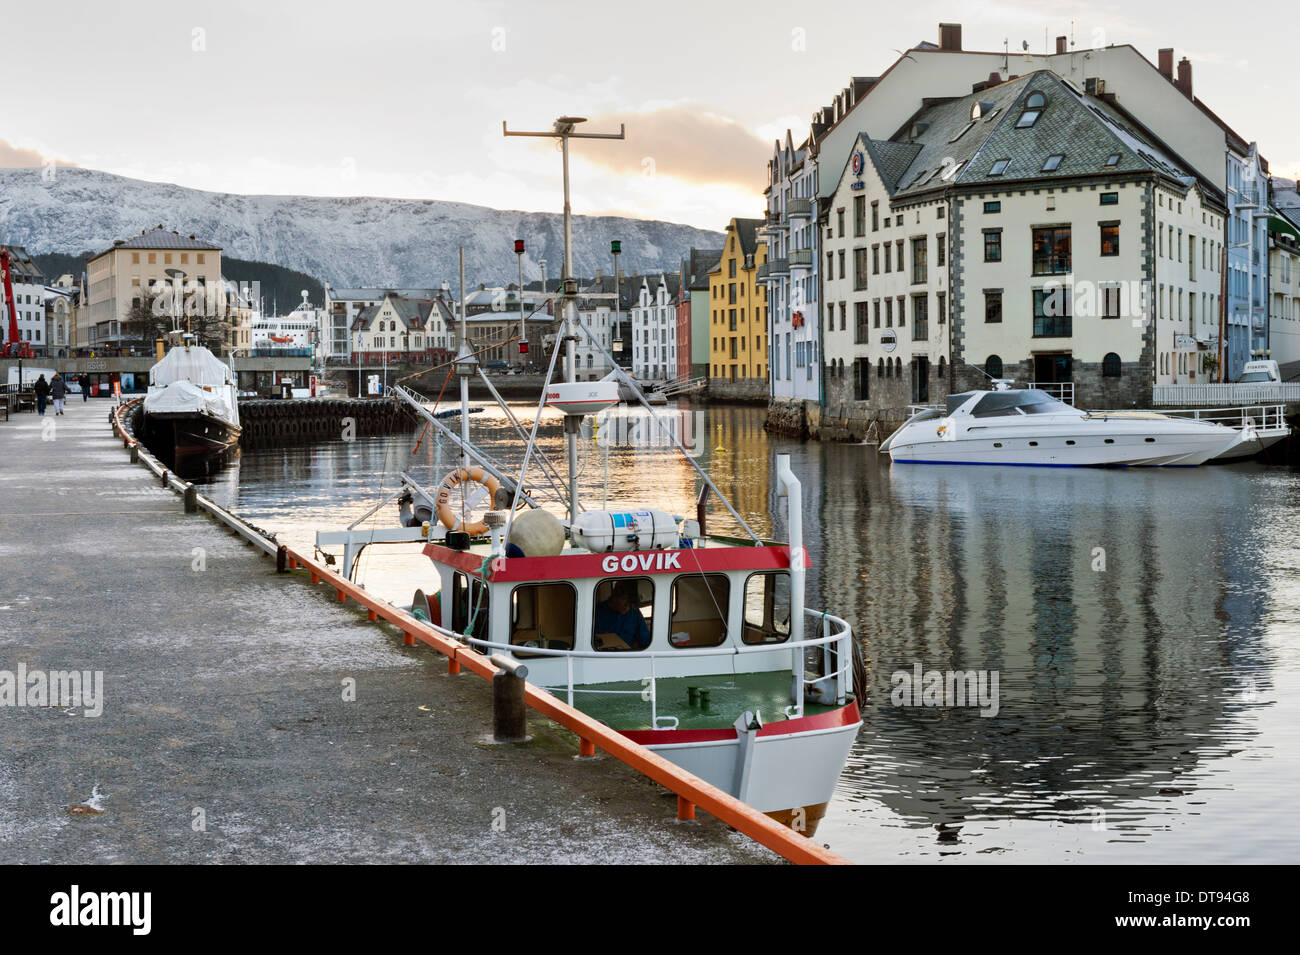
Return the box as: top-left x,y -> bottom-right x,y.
142,411 -> 241,457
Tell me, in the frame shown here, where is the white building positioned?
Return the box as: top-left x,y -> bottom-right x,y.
628,273 -> 678,382
761,131 -> 821,403
821,70 -> 1226,417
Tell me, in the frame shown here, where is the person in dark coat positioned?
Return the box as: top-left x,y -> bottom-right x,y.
79,373 -> 90,402
50,373 -> 68,415
33,374 -> 49,416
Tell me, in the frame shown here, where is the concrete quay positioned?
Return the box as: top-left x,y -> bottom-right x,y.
0,398 -> 776,863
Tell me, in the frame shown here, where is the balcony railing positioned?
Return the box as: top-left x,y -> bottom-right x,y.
756,263 -> 771,281
787,198 -> 812,219
766,257 -> 790,276
789,249 -> 813,268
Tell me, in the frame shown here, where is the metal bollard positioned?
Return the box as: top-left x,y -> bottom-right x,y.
183,484 -> 198,514
489,653 -> 529,742
276,545 -> 288,574
130,445 -> 139,463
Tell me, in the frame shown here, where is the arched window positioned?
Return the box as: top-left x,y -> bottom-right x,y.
985,355 -> 1003,379
1025,91 -> 1046,109
937,356 -> 946,380
1102,352 -> 1121,377
894,357 -> 902,377
1016,91 -> 1046,128
838,358 -> 845,379
877,357 -> 884,378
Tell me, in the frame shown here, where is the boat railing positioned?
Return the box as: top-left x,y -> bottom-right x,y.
459,607 -> 855,728
1027,381 -> 1075,404
1151,403 -> 1289,433
905,403 -> 943,417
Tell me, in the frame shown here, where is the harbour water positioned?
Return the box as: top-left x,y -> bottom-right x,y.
192,401 -> 1300,864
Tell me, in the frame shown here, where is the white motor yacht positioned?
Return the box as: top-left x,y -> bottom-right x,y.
880,385 -> 1242,467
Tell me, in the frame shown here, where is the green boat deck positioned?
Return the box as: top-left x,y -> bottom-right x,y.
541,670 -> 839,731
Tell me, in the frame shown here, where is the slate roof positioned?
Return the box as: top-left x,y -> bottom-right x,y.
98,226 -> 221,255
0,244 -> 44,283
733,218 -> 763,258
682,247 -> 723,290
351,295 -> 434,332
853,70 -> 1211,206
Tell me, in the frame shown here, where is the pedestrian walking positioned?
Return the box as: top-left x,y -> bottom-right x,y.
50,373 -> 68,416
79,373 -> 90,402
33,374 -> 49,416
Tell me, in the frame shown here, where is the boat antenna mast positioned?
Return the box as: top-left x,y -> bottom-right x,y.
502,116 -> 626,523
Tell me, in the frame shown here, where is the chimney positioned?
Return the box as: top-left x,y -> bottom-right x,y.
939,22 -> 962,51
1055,35 -> 1067,55
1158,48 -> 1174,80
1176,57 -> 1193,98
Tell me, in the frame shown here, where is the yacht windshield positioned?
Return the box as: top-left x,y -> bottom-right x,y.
968,389 -> 1068,418
1239,372 -> 1273,383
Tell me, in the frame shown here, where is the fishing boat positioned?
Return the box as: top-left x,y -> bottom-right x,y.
881,383 -> 1242,467
314,116 -> 863,833
139,337 -> 241,456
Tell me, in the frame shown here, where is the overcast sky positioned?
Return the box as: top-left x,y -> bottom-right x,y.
3,0 -> 1296,231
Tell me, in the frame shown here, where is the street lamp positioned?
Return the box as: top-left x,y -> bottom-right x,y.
611,239 -> 621,368
514,238 -> 526,367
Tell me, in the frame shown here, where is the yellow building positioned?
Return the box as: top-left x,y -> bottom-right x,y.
83,226 -> 250,355
707,218 -> 767,392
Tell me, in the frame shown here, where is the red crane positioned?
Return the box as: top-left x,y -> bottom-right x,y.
1,248 -> 34,359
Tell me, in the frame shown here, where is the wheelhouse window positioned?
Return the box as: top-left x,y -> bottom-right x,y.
592,578 -> 654,651
743,572 -> 791,645
1032,226 -> 1071,274
509,583 -> 576,653
669,574 -> 730,649
451,572 -> 490,643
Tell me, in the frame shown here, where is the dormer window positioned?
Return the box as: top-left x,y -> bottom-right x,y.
1104,153 -> 1120,166
1016,91 -> 1047,128
989,159 -> 1010,176
1042,154 -> 1064,172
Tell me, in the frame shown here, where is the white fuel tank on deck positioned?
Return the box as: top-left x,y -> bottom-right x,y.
571,508 -> 680,552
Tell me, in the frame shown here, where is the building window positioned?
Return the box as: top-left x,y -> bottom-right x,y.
1033,287 -> 1073,337
1032,227 -> 1072,274
1102,352 -> 1122,377
984,201 -> 1001,214
1100,192 -> 1119,205
937,291 -> 946,325
853,196 -> 866,236
854,302 -> 869,344
837,209 -> 845,237
984,290 -> 1002,323
912,295 -> 928,341
871,201 -> 879,232
984,229 -> 1002,263
872,245 -> 880,274
884,298 -> 892,327
937,233 -> 946,267
989,159 -> 1010,176
911,237 -> 927,284
1100,222 -> 1119,257
838,250 -> 846,280
985,355 -> 1003,379
883,244 -> 891,273
873,300 -> 881,328
854,248 -> 869,290
1042,154 -> 1064,172
1102,285 -> 1121,319
1104,153 -> 1120,167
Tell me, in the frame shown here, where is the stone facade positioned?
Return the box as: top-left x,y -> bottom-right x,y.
707,377 -> 768,404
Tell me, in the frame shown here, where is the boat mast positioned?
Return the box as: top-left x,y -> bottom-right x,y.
456,246 -> 472,471
503,116 -> 625,524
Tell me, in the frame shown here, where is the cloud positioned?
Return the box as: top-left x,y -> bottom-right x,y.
0,137 -> 77,169
576,106 -> 770,190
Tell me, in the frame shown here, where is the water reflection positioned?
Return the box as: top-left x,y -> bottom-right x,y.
192,403 -> 1296,863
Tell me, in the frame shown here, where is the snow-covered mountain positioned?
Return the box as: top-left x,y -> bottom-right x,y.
0,167 -> 724,288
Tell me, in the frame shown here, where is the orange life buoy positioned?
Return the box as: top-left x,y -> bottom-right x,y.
434,466 -> 501,537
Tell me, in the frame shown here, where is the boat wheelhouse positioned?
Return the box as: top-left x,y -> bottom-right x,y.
412,513 -> 860,830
